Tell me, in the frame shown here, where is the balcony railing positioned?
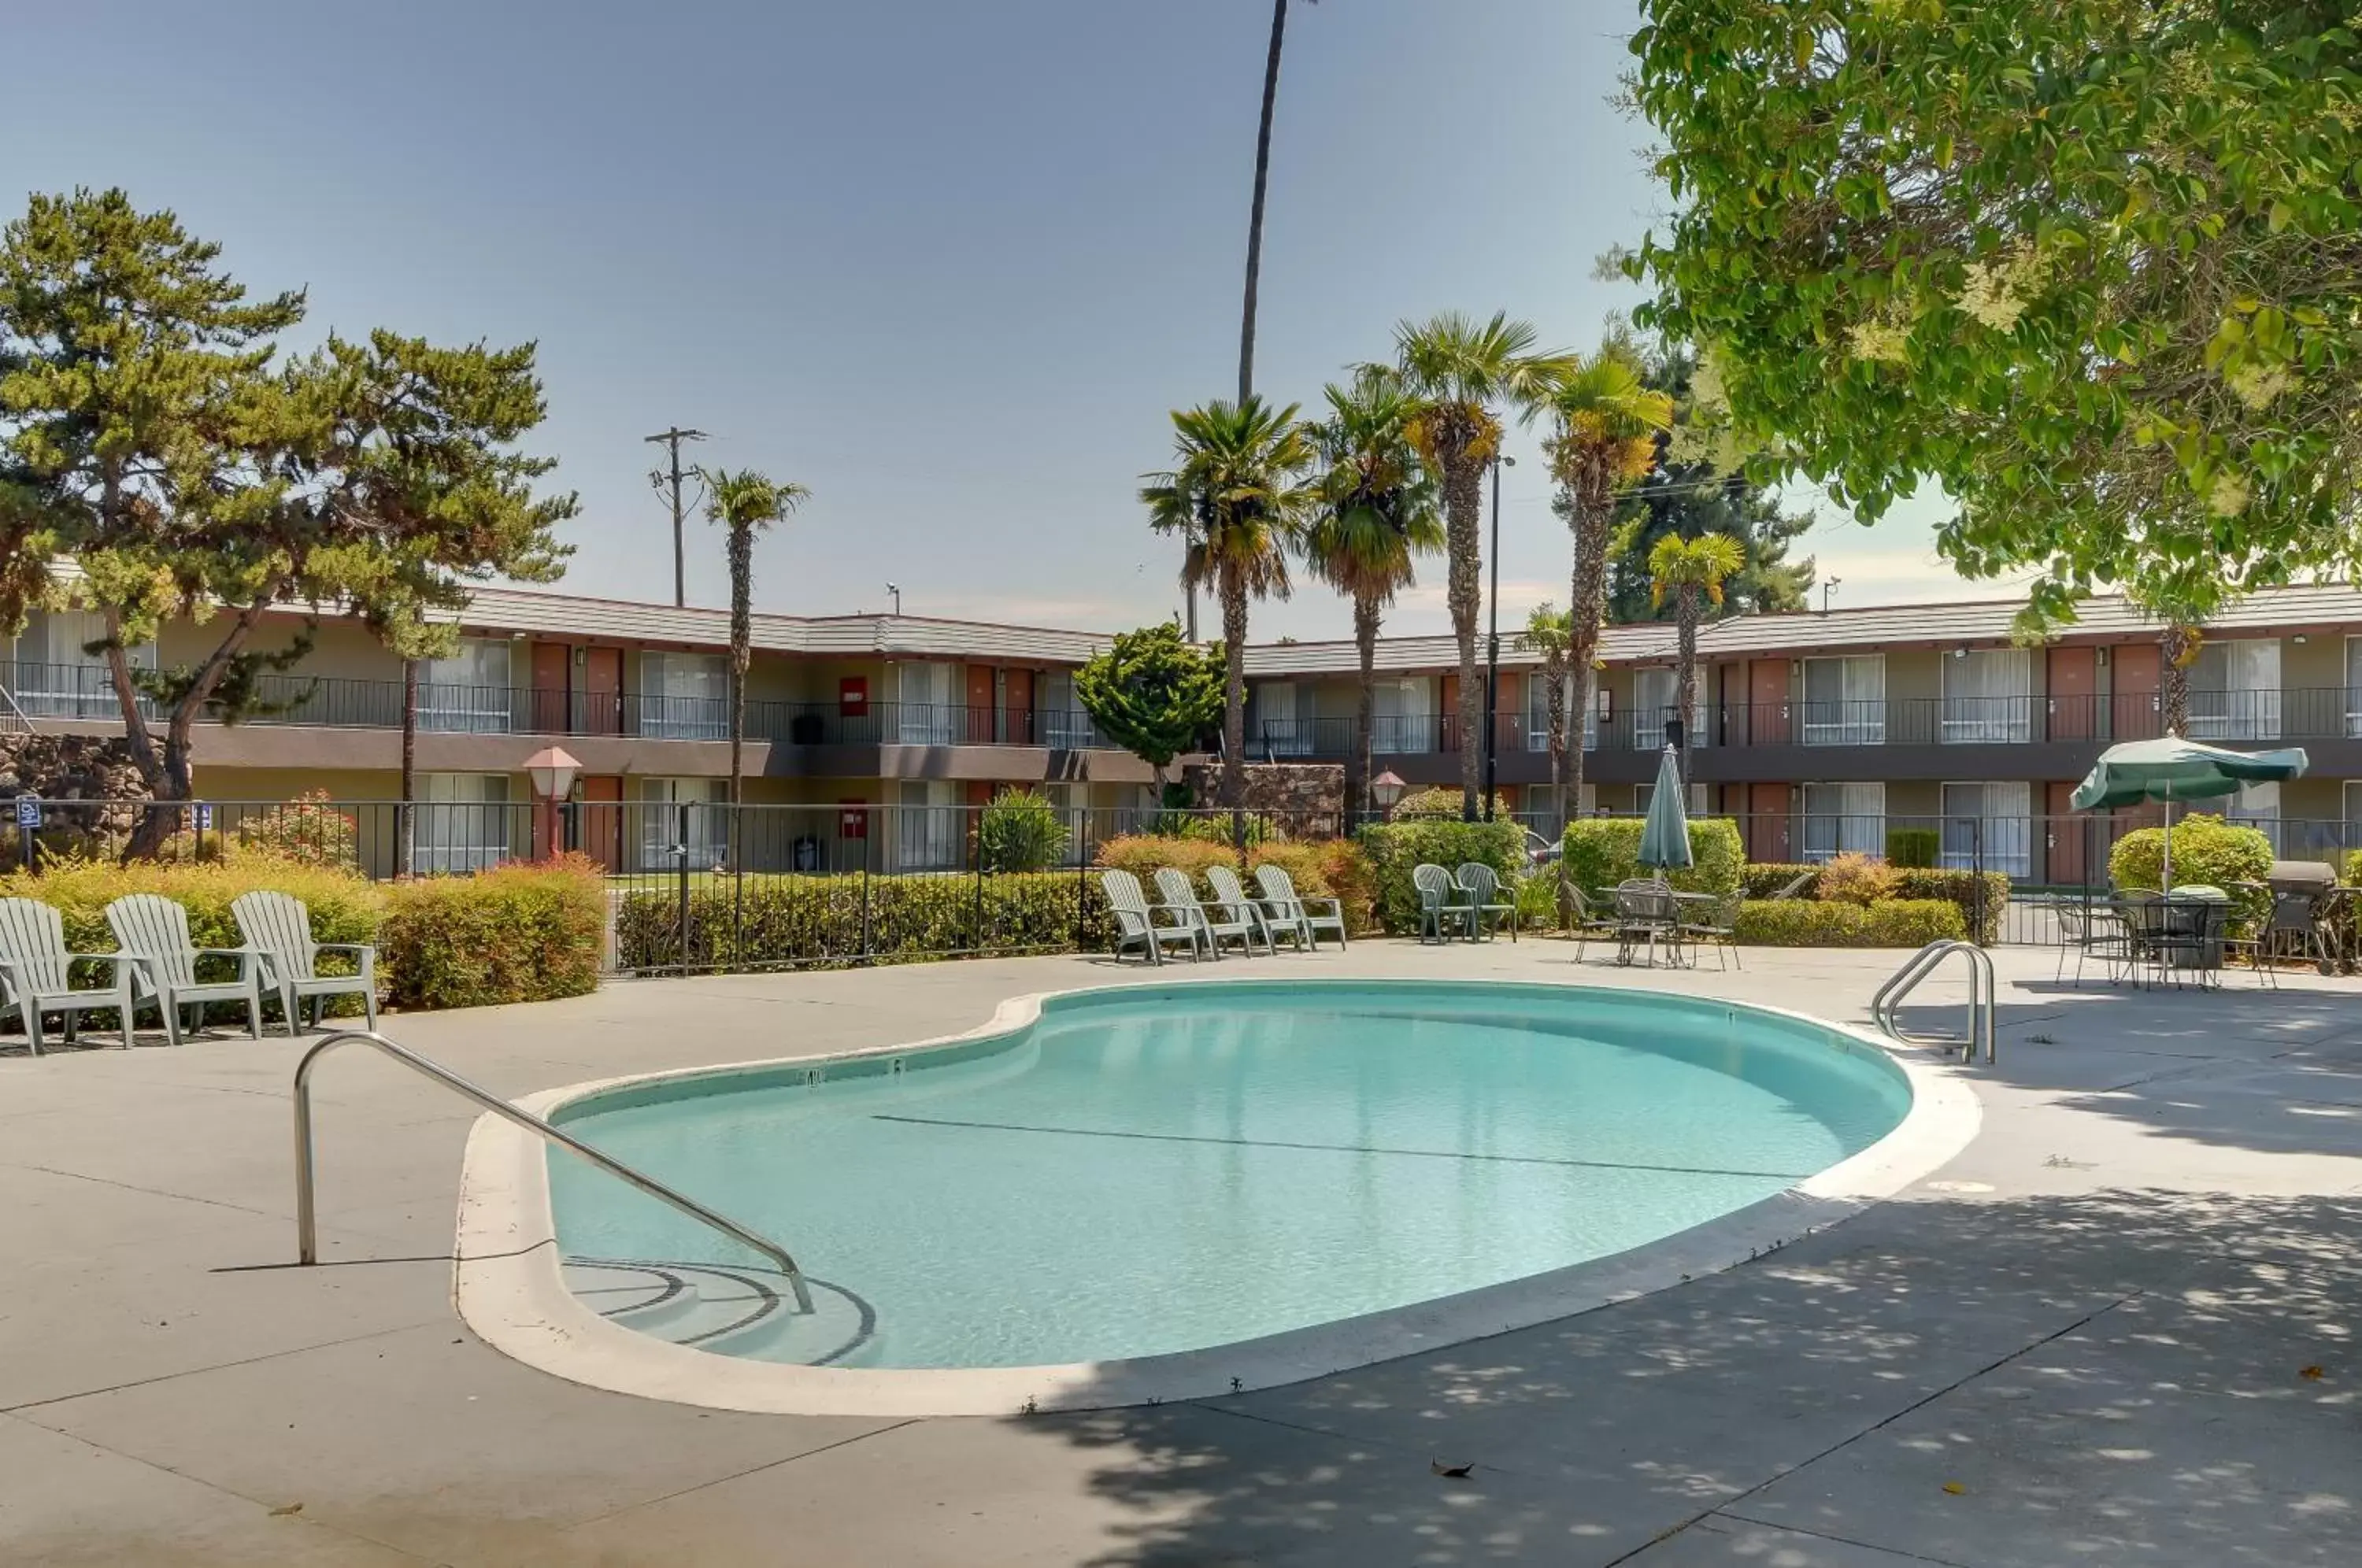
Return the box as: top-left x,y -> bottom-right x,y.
2,663 -> 1113,751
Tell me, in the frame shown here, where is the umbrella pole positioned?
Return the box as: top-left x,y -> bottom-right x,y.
2162,782 -> 2173,891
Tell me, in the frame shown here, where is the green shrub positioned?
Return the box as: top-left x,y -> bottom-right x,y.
1890,867 -> 2010,945
976,788 -> 1069,872
1146,809 -> 1276,848
1742,862 -> 1820,898
1558,816 -> 1745,900
614,868 -> 1106,971
2108,812 -> 2273,928
1392,787 -> 1511,822
234,790 -> 361,868
1734,897 -> 1966,947
2,851 -> 385,1021
1356,816 -> 1528,934
1884,827 -> 1940,868
379,854 -> 605,1009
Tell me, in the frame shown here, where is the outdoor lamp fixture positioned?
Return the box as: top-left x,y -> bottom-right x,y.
1372,770 -> 1408,819
524,745 -> 581,801
886,582 -> 902,616
1482,453 -> 1517,821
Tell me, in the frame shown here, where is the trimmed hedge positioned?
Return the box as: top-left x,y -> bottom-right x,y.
379,856 -> 606,1010
1096,834 -> 1378,936
1560,816 -> 1744,900
1735,897 -> 1967,948
1356,816 -> 1527,935
1885,827 -> 1940,868
1740,861 -> 2008,944
2108,812 -> 2273,928
614,869 -> 1110,971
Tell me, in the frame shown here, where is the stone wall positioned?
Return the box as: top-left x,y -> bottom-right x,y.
0,732 -> 152,862
1179,762 -> 1345,836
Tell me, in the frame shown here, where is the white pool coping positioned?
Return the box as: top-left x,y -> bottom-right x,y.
452,975 -> 1983,1418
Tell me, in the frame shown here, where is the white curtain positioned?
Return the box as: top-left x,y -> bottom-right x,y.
1803,656 -> 1885,745
1802,781 -> 1884,860
897,779 -> 959,870
1942,650 -> 2031,743
1630,668 -> 1709,749
1373,676 -> 1435,753
420,638 -> 513,734
1941,781 -> 2031,875
1257,682 -> 1305,755
2190,640 -> 2281,740
1040,673 -> 1088,748
2347,638 -> 2362,738
641,652 -> 727,739
417,773 -> 512,873
638,777 -> 726,871
894,663 -> 955,745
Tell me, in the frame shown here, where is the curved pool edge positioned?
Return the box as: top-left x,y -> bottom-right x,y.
452,977 -> 1983,1419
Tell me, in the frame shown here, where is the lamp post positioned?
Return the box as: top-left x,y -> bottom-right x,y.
523,746 -> 582,860
885,582 -> 902,617
1481,453 -> 1516,822
1372,770 -> 1407,821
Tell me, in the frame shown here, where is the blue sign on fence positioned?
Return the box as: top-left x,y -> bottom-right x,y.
194,803 -> 214,830
14,795 -> 39,829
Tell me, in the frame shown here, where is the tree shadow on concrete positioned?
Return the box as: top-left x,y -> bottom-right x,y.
1021,1189 -> 2360,1566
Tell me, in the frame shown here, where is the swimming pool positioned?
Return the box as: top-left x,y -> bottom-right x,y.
458,978 -> 1957,1412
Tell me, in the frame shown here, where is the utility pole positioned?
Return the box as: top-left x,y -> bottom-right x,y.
644,427 -> 709,607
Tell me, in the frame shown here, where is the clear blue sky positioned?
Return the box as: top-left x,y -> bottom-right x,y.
2,0 -> 1990,637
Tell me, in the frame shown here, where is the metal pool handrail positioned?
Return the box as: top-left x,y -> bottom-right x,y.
1871,940 -> 1996,1064
291,1028 -> 816,1313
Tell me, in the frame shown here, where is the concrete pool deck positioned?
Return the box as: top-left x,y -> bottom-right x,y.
2,941 -> 2357,1566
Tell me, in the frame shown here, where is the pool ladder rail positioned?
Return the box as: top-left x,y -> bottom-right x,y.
291,1028 -> 816,1314
1871,940 -> 1997,1065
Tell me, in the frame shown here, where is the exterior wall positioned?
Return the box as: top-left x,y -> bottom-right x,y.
2285,634 -> 2343,693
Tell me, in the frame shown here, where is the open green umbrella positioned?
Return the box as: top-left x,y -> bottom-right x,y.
1638,744 -> 1694,871
2068,737 -> 2308,889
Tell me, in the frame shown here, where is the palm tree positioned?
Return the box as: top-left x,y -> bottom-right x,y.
1545,350 -> 1675,817
1303,372 -> 1444,818
698,468 -> 810,805
1142,397 -> 1317,809
1388,312 -> 1576,818
1646,531 -> 1746,782
1523,602 -> 1573,833
2161,620 -> 2201,737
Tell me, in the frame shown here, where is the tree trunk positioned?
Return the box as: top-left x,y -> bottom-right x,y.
729,521 -> 753,807
1675,586 -> 1700,784
1238,0 -> 1289,406
2160,623 -> 2197,737
396,657 -> 417,876
1221,570 -> 1249,810
1545,650 -> 1568,923
113,604 -> 267,862
1353,594 -> 1379,824
1442,439 -> 1486,818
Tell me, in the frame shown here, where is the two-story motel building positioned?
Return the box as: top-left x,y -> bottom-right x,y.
12,582 -> 2362,878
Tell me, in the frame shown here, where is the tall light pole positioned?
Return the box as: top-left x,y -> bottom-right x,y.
645,427 -> 709,608
1822,575 -> 1842,616
1481,453 -> 1516,822
885,582 -> 902,617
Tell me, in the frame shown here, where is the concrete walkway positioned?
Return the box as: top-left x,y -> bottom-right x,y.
2,941 -> 2356,1566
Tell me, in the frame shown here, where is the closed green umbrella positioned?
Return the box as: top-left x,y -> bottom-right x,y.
1638,744 -> 1694,871
2069,737 -> 2308,888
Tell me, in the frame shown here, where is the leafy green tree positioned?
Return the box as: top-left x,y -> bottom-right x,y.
1303,370 -> 1443,816
1544,348 -> 1673,820
1605,348 -> 1814,623
0,189 -> 576,858
698,467 -> 809,804
1074,623 -> 1224,776
1141,397 -> 1317,808
1646,531 -> 1746,778
1387,313 -> 1575,818
1628,2 -> 2362,633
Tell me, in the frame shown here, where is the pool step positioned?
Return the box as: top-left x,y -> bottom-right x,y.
561,1256 -> 871,1365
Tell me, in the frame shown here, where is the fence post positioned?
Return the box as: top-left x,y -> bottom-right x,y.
730,801 -> 744,975
973,807 -> 985,956
675,801 -> 693,974
1076,807 -> 1090,956
859,814 -> 873,963
1971,813 -> 1986,946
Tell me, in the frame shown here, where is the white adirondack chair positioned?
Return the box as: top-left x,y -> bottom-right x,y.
0,897 -> 136,1055
231,890 -> 378,1034
105,893 -> 266,1048
1253,864 -> 1347,951
1205,865 -> 1285,953
1098,870 -> 1198,965
1154,868 -> 1258,958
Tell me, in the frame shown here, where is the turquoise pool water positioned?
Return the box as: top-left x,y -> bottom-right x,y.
546,981 -> 1909,1370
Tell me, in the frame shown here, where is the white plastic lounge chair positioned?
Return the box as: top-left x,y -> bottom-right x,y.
230,890 -> 378,1034
1207,865 -> 1288,953
1098,870 -> 1198,965
105,893 -> 266,1047
1455,863 -> 1517,941
0,897 -> 136,1054
1253,864 -> 1346,951
1412,864 -> 1472,943
1155,868 -> 1259,958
